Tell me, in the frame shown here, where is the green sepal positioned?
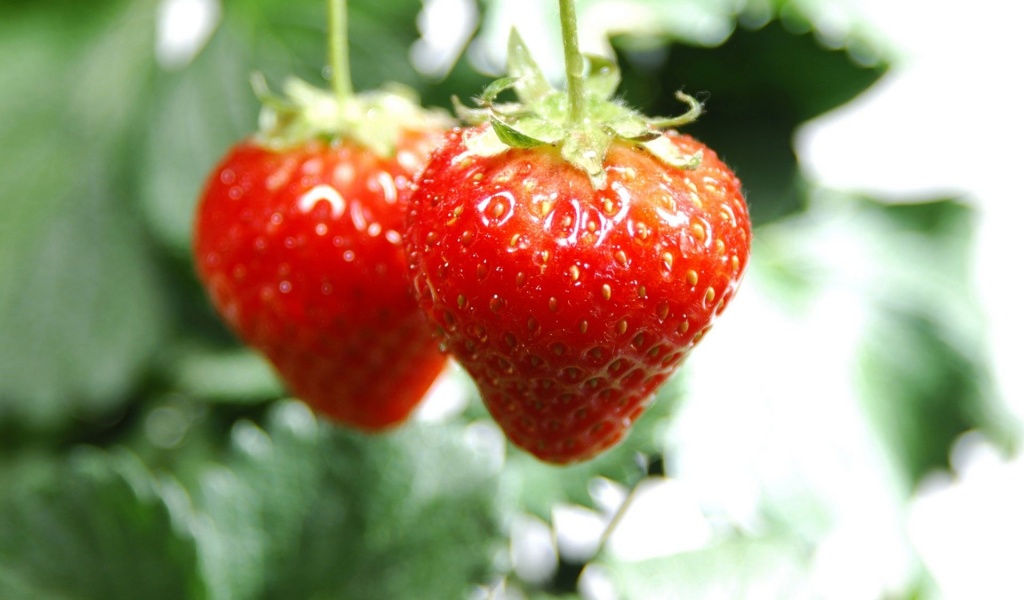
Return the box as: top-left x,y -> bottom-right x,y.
562,128 -> 613,189
642,136 -> 704,169
490,115 -> 551,148
604,117 -> 660,142
480,76 -> 519,106
252,75 -> 452,156
584,54 -> 621,101
513,114 -> 565,143
464,126 -> 509,157
452,32 -> 707,189
507,28 -> 555,104
251,72 -> 293,116
453,95 -> 490,125
647,91 -> 703,128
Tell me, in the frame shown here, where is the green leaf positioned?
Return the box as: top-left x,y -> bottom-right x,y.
188,408 -> 322,600
850,198 -> 997,481
507,27 -> 555,104
602,536 -> 811,599
230,0 -> 425,92
0,449 -> 201,600
139,25 -> 260,256
0,0 -> 170,429
728,192 -> 996,487
182,402 -> 504,600
169,345 -> 284,404
617,20 -> 888,224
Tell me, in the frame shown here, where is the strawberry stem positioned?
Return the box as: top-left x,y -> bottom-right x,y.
594,481 -> 640,559
558,0 -> 586,127
328,0 -> 353,102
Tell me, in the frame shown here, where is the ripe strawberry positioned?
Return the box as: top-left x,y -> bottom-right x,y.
195,124 -> 448,429
191,0 -> 454,435
404,30 -> 751,463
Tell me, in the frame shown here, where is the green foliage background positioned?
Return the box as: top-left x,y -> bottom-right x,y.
0,0 -> 1014,598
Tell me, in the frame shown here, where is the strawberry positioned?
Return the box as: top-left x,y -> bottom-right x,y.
404,28 -> 751,463
193,1 -> 452,430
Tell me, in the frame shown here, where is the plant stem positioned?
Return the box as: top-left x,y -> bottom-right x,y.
328,0 -> 353,102
558,0 -> 586,127
594,480 -> 639,558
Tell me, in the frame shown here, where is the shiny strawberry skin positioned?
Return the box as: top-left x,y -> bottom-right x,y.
194,131 -> 447,430
405,126 -> 751,463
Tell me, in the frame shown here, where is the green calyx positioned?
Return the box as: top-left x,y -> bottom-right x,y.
251,74 -> 452,157
455,29 -> 703,189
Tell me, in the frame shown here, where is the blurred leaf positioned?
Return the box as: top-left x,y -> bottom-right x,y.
0,0 -> 170,430
183,402 -> 504,600
140,26 -> 260,256
617,20 -> 887,225
862,311 -> 986,481
419,49 -> 495,115
169,345 -> 284,404
654,194 -> 936,599
0,448 -> 201,600
739,192 -> 994,483
601,535 -> 811,599
237,0 -> 427,88
853,199 -> 995,481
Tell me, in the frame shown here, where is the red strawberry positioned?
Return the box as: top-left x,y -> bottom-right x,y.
404,29 -> 751,463
406,126 -> 749,461
194,75 -> 452,430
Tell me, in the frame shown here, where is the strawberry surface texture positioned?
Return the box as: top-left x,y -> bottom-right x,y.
194,130 -> 448,430
406,125 -> 751,463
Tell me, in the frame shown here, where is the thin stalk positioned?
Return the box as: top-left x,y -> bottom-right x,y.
558,0 -> 586,126
594,481 -> 639,557
328,0 -> 353,102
